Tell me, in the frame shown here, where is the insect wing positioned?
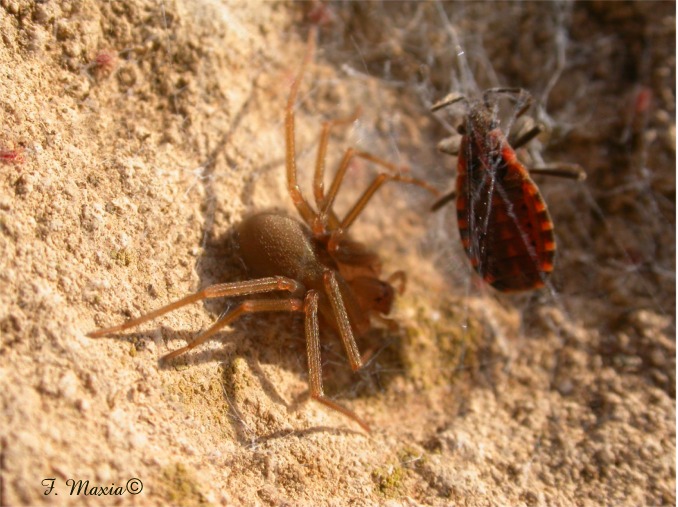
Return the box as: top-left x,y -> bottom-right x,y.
457,129 -> 556,291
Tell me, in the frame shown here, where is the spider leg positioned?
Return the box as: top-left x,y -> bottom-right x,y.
313,110 -> 361,209
285,26 -> 320,227
303,290 -> 370,432
87,276 -> 304,337
323,269 -> 363,371
318,149 -> 439,232
162,298 -> 304,361
386,270 -> 407,295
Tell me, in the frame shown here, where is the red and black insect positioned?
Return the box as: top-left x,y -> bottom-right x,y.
431,89 -> 585,292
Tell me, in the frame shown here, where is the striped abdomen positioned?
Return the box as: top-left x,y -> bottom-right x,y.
456,128 -> 555,291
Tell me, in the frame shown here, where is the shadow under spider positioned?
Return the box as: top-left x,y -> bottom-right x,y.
102,221 -> 408,440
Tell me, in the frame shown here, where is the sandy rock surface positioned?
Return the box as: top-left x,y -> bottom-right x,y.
1,1 -> 674,506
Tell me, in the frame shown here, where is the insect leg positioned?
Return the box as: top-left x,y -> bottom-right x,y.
430,189 -> 457,212
482,87 -> 533,118
529,164 -> 587,181
430,92 -> 468,112
511,124 -> 543,149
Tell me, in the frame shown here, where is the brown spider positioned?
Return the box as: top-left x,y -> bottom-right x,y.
87,27 -> 438,432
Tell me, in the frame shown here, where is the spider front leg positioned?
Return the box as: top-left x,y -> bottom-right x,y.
317,148 -> 439,235
285,26 -> 320,227
313,110 -> 362,210
303,289 -> 370,432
